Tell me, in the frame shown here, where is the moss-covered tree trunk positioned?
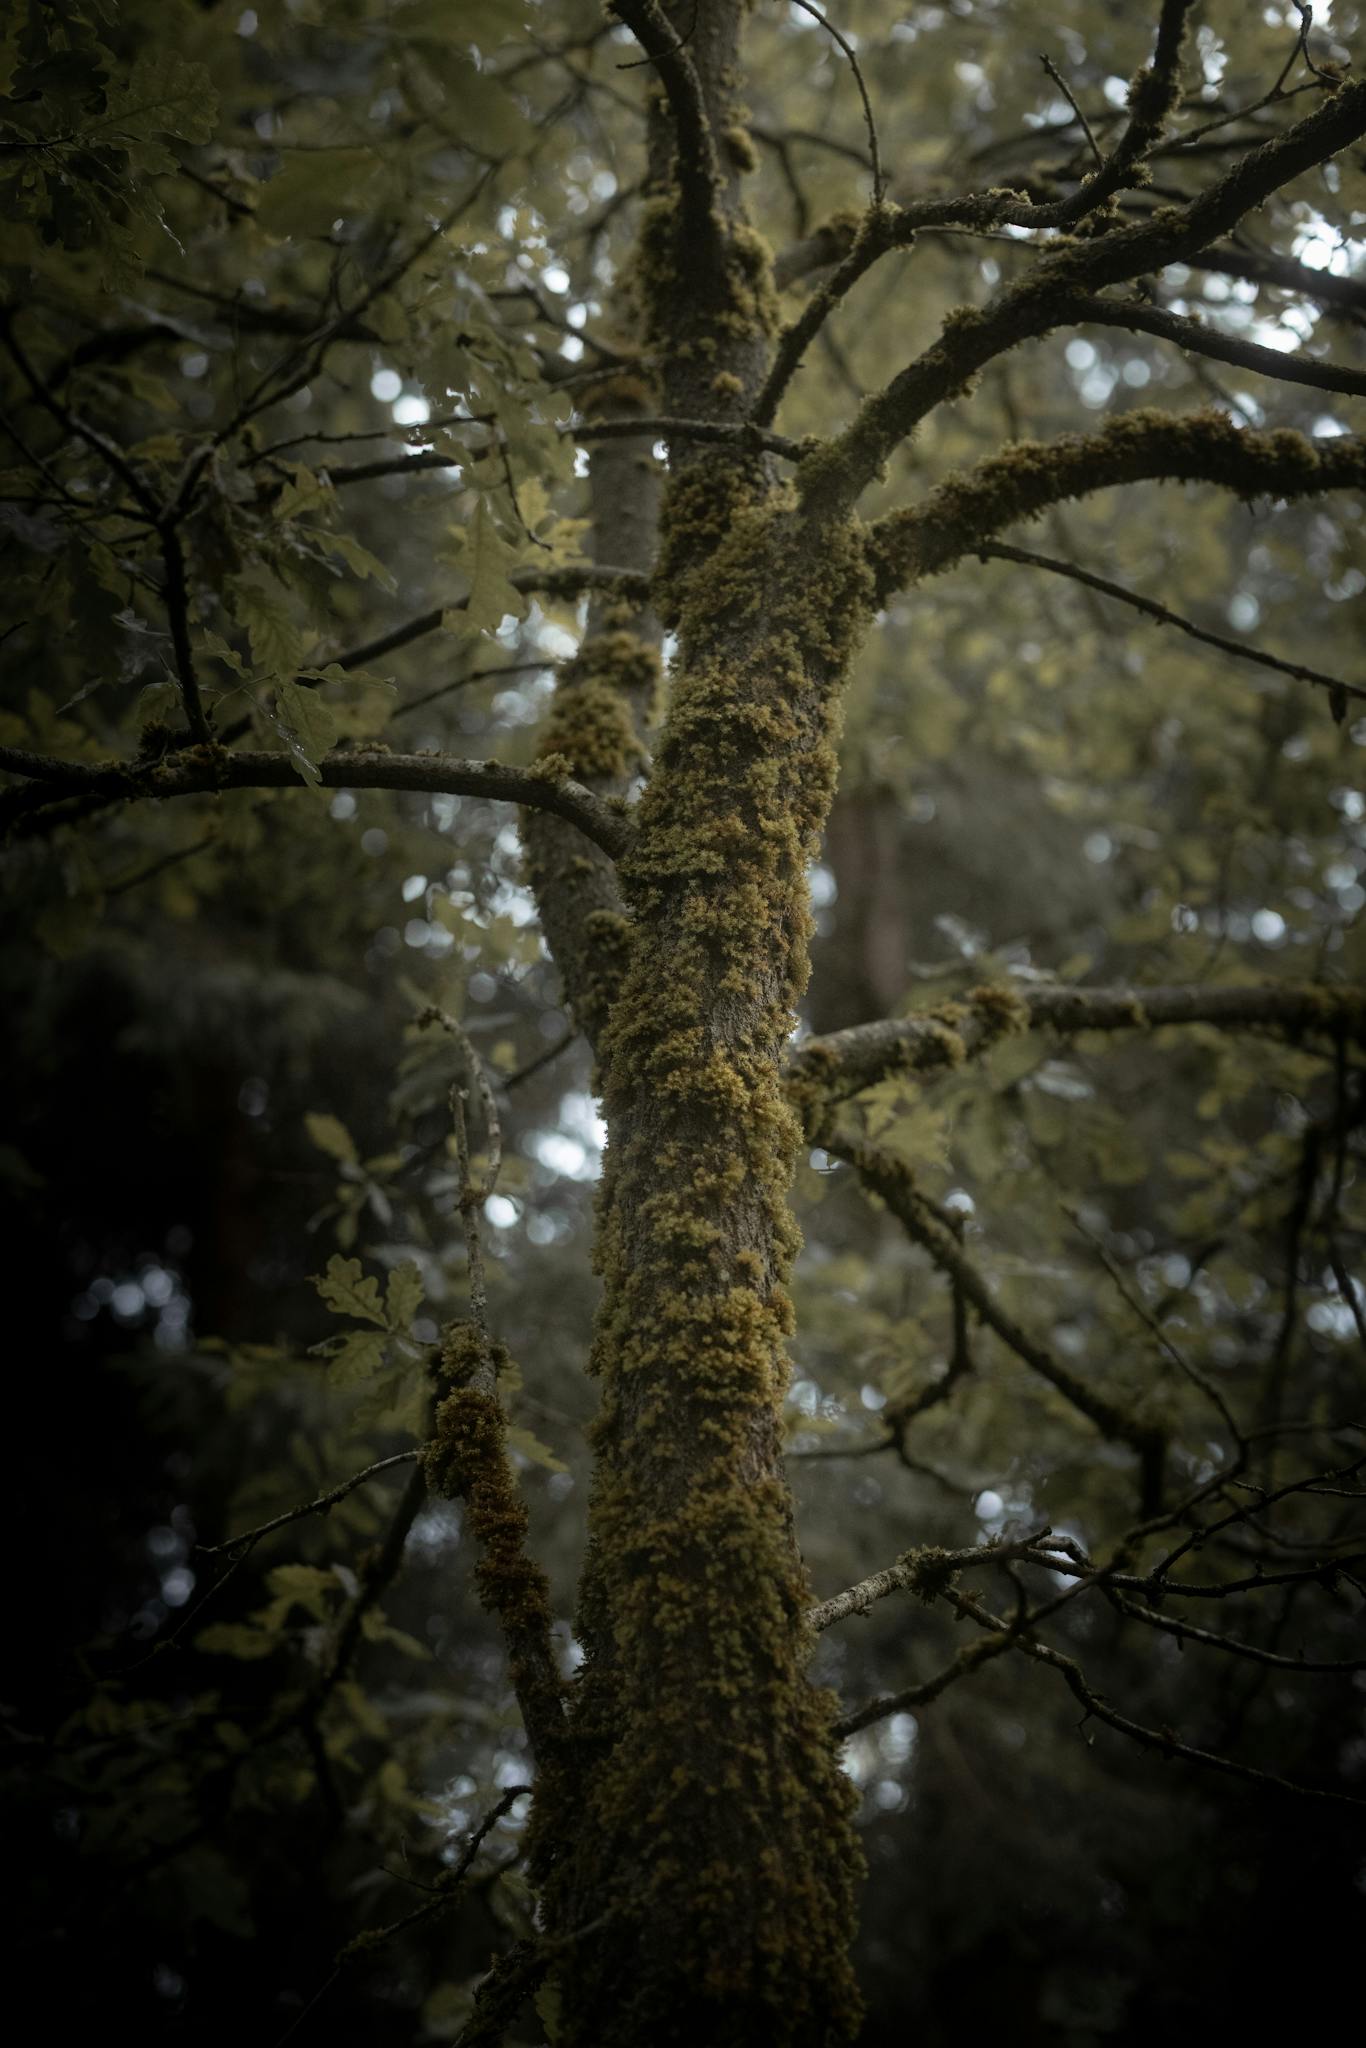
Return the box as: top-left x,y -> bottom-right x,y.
524,7 -> 873,2040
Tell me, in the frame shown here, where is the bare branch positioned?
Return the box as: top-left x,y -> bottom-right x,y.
832,1633 -> 1015,1740
0,306 -> 160,520
1059,292 -> 1366,399
831,1135 -> 1166,1486
754,207 -> 902,427
197,1452 -> 421,1559
1040,53 -> 1103,169
279,1786 -> 531,2046
334,561 -> 650,671
1190,241 -> 1366,323
809,1527 -> 1055,1633
158,520 -> 212,744
977,539 -> 1365,712
1065,1205 -> 1244,1444
567,414 -> 804,460
949,1585 -> 1366,1809
318,419 -> 803,489
1109,1589 -> 1366,1673
786,1 -> 884,206
1019,1543 -> 1366,1602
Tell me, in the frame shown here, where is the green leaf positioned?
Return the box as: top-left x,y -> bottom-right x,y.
101,50 -> 219,150
350,1359 -> 427,1436
135,680 -> 181,728
326,1329 -> 389,1385
504,1423 -> 568,1474
324,529 -> 397,590
255,149 -> 380,238
454,499 -> 523,635
264,1562 -> 335,1622
197,1622 -> 278,1661
305,1111 -> 358,1165
315,1255 -> 387,1327
276,678 -> 338,785
273,462 -> 332,522
534,1980 -> 564,2045
236,571 -> 306,677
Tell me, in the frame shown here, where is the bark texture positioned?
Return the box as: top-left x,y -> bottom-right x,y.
527,6 -> 870,2039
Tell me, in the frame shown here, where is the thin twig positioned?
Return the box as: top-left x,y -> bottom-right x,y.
197,1451 -> 421,1558
979,540 -> 1365,708
1040,54 -> 1102,168
787,1 -> 884,205
276,1786 -> 530,2046
1064,1206 -> 1243,1443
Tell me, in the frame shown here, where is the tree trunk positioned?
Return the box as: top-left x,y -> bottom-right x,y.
534,495 -> 872,2043
517,11 -> 874,2035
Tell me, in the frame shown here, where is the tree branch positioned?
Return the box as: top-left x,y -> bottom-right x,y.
0,746 -> 633,858
865,410 -> 1366,603
608,1 -> 720,232
786,1 -> 884,206
831,1135 -> 1166,1489
1189,241 -> 1366,324
158,520 -> 212,744
801,74 -> 1366,509
1059,292 -> 1366,398
318,420 -> 803,490
1108,1587 -> 1366,1673
333,562 -> 650,672
809,1528 -> 1055,1634
947,1584 -> 1366,1809
788,980 -> 1366,1114
976,540 -> 1366,711
196,1451 -> 421,1559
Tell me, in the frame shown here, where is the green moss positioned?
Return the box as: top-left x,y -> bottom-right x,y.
424,1324 -> 561,1671
537,488 -> 876,2044
625,195 -> 778,386
967,982 -> 1032,1040
901,1546 -> 957,1603
722,122 -> 759,174
521,631 -> 658,1045
865,408 -> 1345,601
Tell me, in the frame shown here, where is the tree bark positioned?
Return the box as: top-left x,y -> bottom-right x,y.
526,7 -> 869,2039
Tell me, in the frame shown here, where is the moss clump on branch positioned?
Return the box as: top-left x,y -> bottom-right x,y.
967,981 -> 1032,1040
721,122 -> 759,174
901,1546 -> 958,1604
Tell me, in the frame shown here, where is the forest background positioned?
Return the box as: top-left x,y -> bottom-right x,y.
2,1 -> 1365,2043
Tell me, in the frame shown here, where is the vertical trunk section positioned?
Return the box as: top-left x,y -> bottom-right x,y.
537,484 -> 874,2043
527,9 -> 876,2038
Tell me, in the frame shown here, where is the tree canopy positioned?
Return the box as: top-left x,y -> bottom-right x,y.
3,3 -> 1365,2044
